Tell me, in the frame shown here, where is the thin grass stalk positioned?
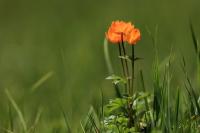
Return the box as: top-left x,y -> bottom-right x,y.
61,109 -> 71,133
88,114 -> 99,133
100,88 -> 105,131
103,38 -> 114,75
166,63 -> 171,132
28,108 -> 43,133
152,27 -> 160,127
152,52 -> 160,127
140,70 -> 148,109
80,121 -> 86,133
175,88 -> 180,131
5,89 -> 27,133
8,103 -> 14,132
182,55 -> 200,114
140,70 -> 154,127
190,22 -> 200,93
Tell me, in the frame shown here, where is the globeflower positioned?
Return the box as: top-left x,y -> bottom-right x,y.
127,28 -> 141,45
105,20 -> 140,45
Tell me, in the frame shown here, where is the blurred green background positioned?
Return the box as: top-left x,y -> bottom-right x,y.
0,0 -> 200,132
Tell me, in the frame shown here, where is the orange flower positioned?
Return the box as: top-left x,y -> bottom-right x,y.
105,20 -> 140,45
126,28 -> 141,45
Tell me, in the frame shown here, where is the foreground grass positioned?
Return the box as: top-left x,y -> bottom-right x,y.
80,24 -> 200,133
1,24 -> 200,133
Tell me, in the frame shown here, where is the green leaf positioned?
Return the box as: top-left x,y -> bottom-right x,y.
119,55 -> 143,62
113,84 -> 123,98
104,98 -> 127,115
135,92 -> 150,101
106,75 -> 127,85
118,55 -> 132,62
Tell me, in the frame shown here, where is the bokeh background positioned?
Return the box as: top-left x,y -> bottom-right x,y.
0,0 -> 200,132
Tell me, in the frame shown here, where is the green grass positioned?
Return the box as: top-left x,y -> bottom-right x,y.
79,24 -> 200,132
3,25 -> 200,133
0,0 -> 200,132
1,24 -> 200,132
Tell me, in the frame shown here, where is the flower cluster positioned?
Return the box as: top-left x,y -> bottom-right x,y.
106,21 -> 141,45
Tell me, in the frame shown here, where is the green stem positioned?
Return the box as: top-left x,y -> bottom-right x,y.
120,33 -> 130,95
127,45 -> 135,128
118,44 -> 127,93
118,44 -> 126,77
198,48 -> 200,89
121,42 -> 131,93
131,45 -> 135,96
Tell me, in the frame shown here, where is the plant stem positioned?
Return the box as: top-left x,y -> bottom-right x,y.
120,33 -> 130,94
127,45 -> 135,128
131,45 -> 135,96
118,44 -> 126,78
118,43 -> 127,93
121,42 -> 131,93
119,34 -> 134,127
198,48 -> 200,89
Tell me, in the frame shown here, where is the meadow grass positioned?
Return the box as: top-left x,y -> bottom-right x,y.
0,24 -> 200,133
80,24 -> 200,133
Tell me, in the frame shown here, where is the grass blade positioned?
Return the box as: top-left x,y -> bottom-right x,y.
0,128 -> 14,133
28,108 -> 43,133
175,88 -> 180,124
31,71 -> 54,92
8,103 -> 14,132
80,121 -> 86,133
60,108 -> 71,133
104,38 -> 113,75
174,87 -> 180,132
189,22 -> 199,54
5,89 -> 27,133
